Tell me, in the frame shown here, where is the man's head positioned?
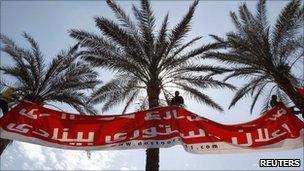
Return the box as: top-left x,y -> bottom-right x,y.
175,91 -> 179,97
271,95 -> 277,100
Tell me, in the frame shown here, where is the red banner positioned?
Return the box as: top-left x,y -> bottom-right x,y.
298,87 -> 304,98
0,102 -> 303,154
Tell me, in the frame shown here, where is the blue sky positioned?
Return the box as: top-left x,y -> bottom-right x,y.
0,0 -> 303,170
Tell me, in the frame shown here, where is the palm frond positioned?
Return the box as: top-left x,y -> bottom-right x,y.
272,0 -> 302,54
256,0 -> 268,31
1,34 -> 99,115
172,75 -> 236,91
122,90 -> 140,114
174,83 -> 223,111
106,0 -> 137,33
167,0 -> 199,51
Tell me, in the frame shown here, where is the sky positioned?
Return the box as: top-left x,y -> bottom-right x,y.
0,0 -> 303,170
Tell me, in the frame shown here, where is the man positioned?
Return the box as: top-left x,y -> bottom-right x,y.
269,94 -> 302,117
170,91 -> 184,106
270,95 -> 279,108
0,88 -> 15,155
0,88 -> 15,115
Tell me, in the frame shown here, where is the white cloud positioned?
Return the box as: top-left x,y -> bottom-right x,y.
120,167 -> 129,170
1,141 -> 118,170
120,166 -> 137,170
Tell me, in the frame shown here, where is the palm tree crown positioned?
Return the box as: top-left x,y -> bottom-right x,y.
0,33 -> 100,114
70,0 -> 235,170
205,0 -> 304,113
70,0 -> 234,113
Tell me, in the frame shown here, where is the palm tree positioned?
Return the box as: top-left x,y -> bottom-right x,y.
0,33 -> 100,155
69,0 -> 235,170
205,0 -> 304,114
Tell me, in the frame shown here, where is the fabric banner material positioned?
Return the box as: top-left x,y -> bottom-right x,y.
0,102 -> 303,154
298,87 -> 304,98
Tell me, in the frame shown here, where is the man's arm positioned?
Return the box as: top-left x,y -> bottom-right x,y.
180,96 -> 184,105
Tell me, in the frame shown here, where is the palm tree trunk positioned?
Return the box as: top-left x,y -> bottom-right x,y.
145,82 -> 160,171
276,76 -> 304,116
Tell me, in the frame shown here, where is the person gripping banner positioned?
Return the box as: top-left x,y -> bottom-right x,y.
0,88 -> 15,115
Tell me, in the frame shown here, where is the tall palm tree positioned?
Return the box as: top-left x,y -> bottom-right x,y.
70,0 -> 235,170
0,33 -> 100,155
205,0 -> 304,114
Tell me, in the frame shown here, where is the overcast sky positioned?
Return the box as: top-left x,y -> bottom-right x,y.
0,0 -> 303,170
